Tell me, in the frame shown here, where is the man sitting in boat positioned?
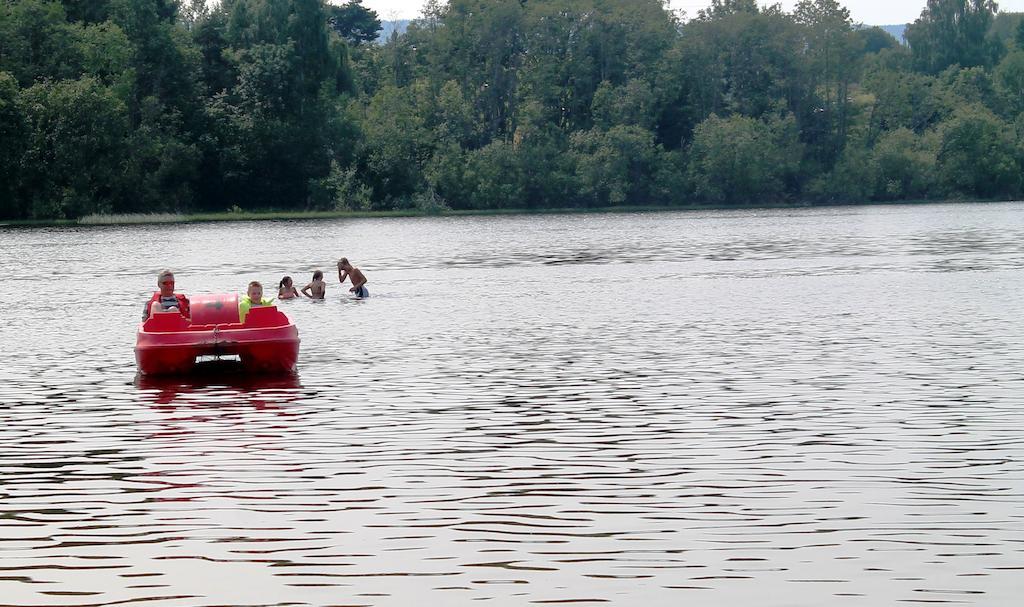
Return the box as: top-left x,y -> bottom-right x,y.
239,281 -> 274,322
143,269 -> 191,321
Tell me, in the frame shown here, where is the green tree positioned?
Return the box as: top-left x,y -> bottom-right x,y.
381,28 -> 417,87
988,10 -> 1023,46
862,58 -> 951,139
18,77 -> 129,218
697,0 -> 760,20
357,83 -> 431,204
591,79 -> 656,130
940,65 -> 995,108
855,27 -> 898,56
570,125 -> 669,206
936,105 -> 1020,197
517,136 -> 577,208
192,6 -> 236,96
461,141 -> 523,209
432,80 -> 476,146
0,0 -> 83,86
226,0 -> 257,46
71,20 -> 133,87
199,0 -> 349,209
59,0 -> 116,24
511,101 -> 576,208
539,0 -> 675,132
424,142 -> 471,209
808,141 -> 873,202
871,127 -> 938,199
117,96 -> 201,213
905,0 -> 1002,74
423,0 -> 525,140
687,113 -> 803,203
179,0 -> 209,31
288,0 -> 332,113
0,72 -> 25,218
4,0 -> 1020,215
326,0 -> 381,46
994,48 -> 1024,114
666,5 -> 804,144
205,41 -> 333,209
793,0 -> 860,163
111,0 -> 199,115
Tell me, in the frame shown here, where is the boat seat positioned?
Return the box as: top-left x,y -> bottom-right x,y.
243,305 -> 288,328
143,311 -> 190,332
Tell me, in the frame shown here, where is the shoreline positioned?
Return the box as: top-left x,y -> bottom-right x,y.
0,198 -> 1015,228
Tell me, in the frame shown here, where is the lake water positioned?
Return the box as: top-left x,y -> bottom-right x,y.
1,203 -> 1023,606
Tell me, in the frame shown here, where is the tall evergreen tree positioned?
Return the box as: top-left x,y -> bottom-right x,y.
326,0 -> 381,46
793,0 -> 859,165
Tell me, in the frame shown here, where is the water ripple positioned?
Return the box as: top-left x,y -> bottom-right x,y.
1,203 -> 1023,605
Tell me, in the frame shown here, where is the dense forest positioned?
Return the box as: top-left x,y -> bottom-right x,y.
2,0 -> 1024,219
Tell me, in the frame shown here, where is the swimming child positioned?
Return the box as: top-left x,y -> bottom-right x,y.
337,258 -> 369,298
301,270 -> 326,299
239,281 -> 274,322
278,276 -> 300,300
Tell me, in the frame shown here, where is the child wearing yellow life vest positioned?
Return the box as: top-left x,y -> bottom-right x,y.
239,281 -> 274,322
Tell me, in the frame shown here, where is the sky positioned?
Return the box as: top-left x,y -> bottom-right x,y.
357,0 -> 1024,25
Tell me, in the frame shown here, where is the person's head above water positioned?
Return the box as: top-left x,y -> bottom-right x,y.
279,276 -> 293,289
338,258 -> 351,270
313,270 -> 323,281
157,269 -> 175,297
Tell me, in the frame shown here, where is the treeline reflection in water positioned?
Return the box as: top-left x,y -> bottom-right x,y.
0,204 -> 1023,606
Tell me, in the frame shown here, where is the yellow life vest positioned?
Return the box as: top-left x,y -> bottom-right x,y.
238,295 -> 275,322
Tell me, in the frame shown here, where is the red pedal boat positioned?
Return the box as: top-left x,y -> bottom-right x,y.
135,293 -> 300,376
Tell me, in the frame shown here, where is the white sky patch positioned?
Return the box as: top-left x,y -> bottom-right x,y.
354,0 -> 1024,25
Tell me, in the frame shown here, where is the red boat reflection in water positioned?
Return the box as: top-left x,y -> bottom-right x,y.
135,363 -> 302,408
135,293 -> 300,376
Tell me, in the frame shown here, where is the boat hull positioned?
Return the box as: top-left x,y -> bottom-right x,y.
135,294 -> 300,376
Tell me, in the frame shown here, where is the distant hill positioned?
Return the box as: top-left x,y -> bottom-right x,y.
873,14 -> 1022,46
878,24 -> 907,44
991,12 -> 1024,43
378,19 -> 410,42
379,18 -> 905,45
